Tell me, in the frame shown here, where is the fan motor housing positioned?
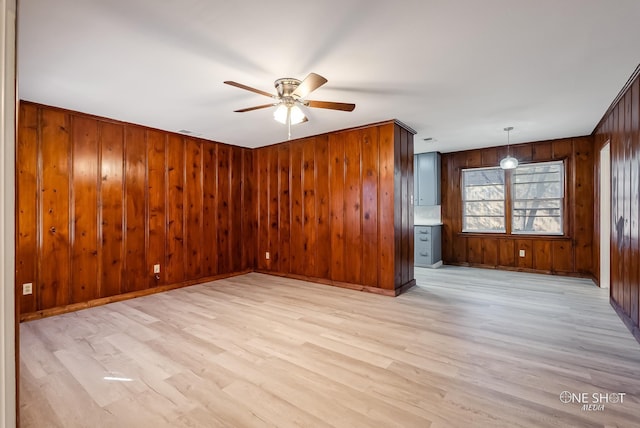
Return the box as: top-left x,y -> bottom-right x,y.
274,78 -> 301,98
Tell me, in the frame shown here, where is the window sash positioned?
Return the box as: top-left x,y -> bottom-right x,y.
511,161 -> 564,235
462,167 -> 506,232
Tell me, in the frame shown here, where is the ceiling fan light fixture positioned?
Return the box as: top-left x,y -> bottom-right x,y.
289,105 -> 306,125
273,104 -> 288,124
500,126 -> 518,170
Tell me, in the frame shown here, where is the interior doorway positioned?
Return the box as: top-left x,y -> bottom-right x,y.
600,142 -> 611,289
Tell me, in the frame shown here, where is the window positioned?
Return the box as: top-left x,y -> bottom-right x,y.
512,161 -> 563,234
462,161 -> 564,235
462,168 -> 505,232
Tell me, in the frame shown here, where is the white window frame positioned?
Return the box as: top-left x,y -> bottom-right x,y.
461,166 -> 506,233
511,160 -> 564,235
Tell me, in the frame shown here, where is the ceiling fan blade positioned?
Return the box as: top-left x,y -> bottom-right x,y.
292,73 -> 327,98
306,100 -> 356,112
234,103 -> 276,113
224,81 -> 275,98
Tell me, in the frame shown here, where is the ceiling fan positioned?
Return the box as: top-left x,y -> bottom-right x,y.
224,73 -> 355,139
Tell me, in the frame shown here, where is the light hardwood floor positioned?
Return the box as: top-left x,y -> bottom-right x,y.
20,267 -> 640,427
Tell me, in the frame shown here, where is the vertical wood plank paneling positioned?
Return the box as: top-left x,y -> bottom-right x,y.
70,116 -> 99,303
202,143 -> 218,276
185,138 -> 203,279
18,102 -> 257,316
498,240 -> 515,267
513,145 -> 533,163
482,239 -> 498,266
344,131 -> 362,285
532,142 -> 552,161
166,134 -> 185,284
278,144 -> 291,274
302,139 -> 317,276
314,135 -> 331,279
611,104 -> 624,306
396,129 -> 413,286
467,237 -> 482,264
39,109 -> 71,309
257,149 -> 269,271
361,127 -> 379,287
481,147 -> 498,166
573,137 -> 594,274
623,91 -> 632,316
393,125 -> 402,287
329,133 -> 346,282
440,156 -> 453,263
20,104 -> 416,314
378,124 -> 396,289
146,130 -> 166,286
100,122 -> 124,297
249,122 -> 412,294
551,241 -> 573,273
290,142 -> 304,275
217,145 -> 231,273
630,78 -> 640,326
533,240 -> 551,272
515,240 -> 533,269
266,145 -> 279,272
123,126 -> 147,292
230,147 -> 243,272
16,102 -> 39,313
241,149 -> 256,270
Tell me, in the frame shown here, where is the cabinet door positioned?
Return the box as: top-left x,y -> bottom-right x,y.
415,152 -> 441,205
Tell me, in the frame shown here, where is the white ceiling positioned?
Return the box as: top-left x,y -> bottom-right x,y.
17,0 -> 640,153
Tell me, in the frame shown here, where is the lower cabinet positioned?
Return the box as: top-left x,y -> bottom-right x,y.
415,225 -> 442,267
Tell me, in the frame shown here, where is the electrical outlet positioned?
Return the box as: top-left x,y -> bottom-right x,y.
519,249 -> 526,257
23,283 -> 33,295
153,264 -> 161,274
265,252 -> 270,260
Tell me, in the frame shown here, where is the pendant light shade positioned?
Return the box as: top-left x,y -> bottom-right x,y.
500,126 -> 518,170
500,155 -> 518,170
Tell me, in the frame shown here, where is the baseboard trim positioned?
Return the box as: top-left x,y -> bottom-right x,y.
20,270 -> 252,322
610,296 -> 640,345
253,270 -> 409,297
20,268 -> 420,321
443,262 -> 596,282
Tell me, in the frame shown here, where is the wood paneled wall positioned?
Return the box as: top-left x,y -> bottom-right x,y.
593,67 -> 640,342
254,121 -> 415,295
16,102 -> 254,317
441,137 -> 594,276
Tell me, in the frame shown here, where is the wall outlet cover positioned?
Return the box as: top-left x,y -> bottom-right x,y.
153,264 -> 161,274
519,249 -> 526,257
23,283 -> 33,295
265,252 -> 270,260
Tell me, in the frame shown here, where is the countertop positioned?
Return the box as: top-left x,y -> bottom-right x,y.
414,222 -> 443,226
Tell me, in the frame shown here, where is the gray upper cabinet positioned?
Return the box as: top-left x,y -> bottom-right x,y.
414,152 -> 441,206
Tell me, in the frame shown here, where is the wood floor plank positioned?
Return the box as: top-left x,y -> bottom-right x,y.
20,267 -> 640,427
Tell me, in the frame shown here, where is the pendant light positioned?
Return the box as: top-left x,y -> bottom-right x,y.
500,126 -> 518,170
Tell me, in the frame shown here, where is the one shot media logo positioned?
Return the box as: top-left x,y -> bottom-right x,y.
559,391 -> 627,411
